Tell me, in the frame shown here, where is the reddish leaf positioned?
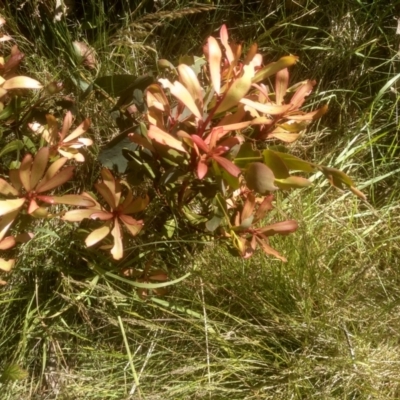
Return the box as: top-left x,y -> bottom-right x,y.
30,147 -> 49,189
0,236 -> 16,250
254,195 -> 274,221
28,199 -> 40,215
40,157 -> 68,185
241,192 -> 256,223
148,125 -> 188,153
206,36 -> 222,94
19,154 -> 33,192
213,155 -> 241,177
197,160 -> 208,179
290,80 -> 315,109
95,181 -> 117,210
190,135 -> 210,154
256,236 -> 287,261
287,104 -> 328,121
90,211 -> 113,221
258,220 -> 298,236
158,78 -> 202,119
178,64 -> 203,111
120,214 -> 143,236
36,166 -> 74,193
64,118 -> 90,143
220,24 -> 234,63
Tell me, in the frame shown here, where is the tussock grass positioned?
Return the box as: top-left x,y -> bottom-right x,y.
1,0 -> 400,398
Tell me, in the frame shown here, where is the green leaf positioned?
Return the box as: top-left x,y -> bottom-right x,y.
205,215 -> 223,232
0,140 -> 24,158
98,131 -> 138,173
252,55 -> 299,84
263,150 -> 290,179
275,176 -> 312,189
0,364 -> 28,383
269,150 -> 316,173
162,218 -> 176,238
245,162 -> 278,194
234,142 -> 262,168
86,75 -> 154,98
216,64 -> 254,114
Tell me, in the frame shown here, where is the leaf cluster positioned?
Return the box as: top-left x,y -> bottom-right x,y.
0,20 -> 365,289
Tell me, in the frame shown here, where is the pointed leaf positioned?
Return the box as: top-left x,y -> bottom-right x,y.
275,176 -> 312,189
148,125 -> 188,153
275,68 -> 289,105
19,153 -> 33,192
220,24 -> 234,63
241,98 -> 291,115
62,209 -> 98,222
27,199 -> 40,215
286,104 -> 328,121
158,78 -> 202,119
64,118 -> 91,142
241,192 -> 256,223
269,150 -> 316,173
258,220 -> 298,235
40,157 -> 68,185
60,111 -> 73,140
85,225 -> 111,247
256,236 -> 287,262
263,149 -> 290,179
30,147 -> 49,189
216,64 -> 254,114
197,160 -> 208,179
178,64 -> 203,110
37,194 -> 96,207
206,36 -> 222,94
190,134 -> 210,153
36,166 -> 74,193
254,194 -> 274,221
213,155 -> 241,177
252,56 -> 299,84
95,182 -> 117,210
290,80 -> 315,109
120,214 -> 143,236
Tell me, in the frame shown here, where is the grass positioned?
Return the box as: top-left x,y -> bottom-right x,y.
1,0 -> 400,398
